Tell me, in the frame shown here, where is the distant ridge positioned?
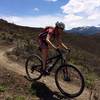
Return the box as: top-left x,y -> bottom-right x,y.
66,26 -> 100,35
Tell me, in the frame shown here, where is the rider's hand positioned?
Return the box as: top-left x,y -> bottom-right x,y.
66,48 -> 71,52
53,46 -> 58,50
56,47 -> 60,51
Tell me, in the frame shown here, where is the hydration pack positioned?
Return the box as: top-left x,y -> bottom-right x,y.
38,27 -> 54,41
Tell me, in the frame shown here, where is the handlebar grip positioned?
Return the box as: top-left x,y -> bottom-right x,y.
56,48 -> 71,55
66,49 -> 71,53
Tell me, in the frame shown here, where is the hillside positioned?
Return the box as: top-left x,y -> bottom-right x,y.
0,19 -> 42,43
0,19 -> 100,99
63,33 -> 100,58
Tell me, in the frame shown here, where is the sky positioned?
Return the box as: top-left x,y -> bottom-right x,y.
0,0 -> 100,29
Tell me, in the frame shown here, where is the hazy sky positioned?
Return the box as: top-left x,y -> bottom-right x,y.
0,0 -> 100,29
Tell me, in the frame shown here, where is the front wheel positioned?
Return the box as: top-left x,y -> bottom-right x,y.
25,54 -> 43,81
55,64 -> 85,98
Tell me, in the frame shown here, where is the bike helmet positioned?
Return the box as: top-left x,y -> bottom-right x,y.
55,21 -> 65,30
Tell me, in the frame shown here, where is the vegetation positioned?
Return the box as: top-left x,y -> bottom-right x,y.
6,96 -> 25,100
0,84 -> 7,92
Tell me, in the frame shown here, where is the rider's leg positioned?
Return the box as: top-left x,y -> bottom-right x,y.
41,48 -> 48,70
39,40 -> 49,75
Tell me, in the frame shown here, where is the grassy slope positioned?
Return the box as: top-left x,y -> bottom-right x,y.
0,19 -> 100,99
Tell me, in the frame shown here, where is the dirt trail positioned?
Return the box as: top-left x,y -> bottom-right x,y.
0,45 -> 26,76
0,45 -> 90,100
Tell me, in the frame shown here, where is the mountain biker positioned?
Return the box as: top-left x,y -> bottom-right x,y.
38,21 -> 69,75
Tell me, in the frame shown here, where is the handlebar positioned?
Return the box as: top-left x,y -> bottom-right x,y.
56,48 -> 71,55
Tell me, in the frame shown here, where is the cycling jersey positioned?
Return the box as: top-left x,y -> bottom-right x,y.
38,27 -> 56,49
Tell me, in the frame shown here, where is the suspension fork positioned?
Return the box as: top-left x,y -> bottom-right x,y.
61,58 -> 70,79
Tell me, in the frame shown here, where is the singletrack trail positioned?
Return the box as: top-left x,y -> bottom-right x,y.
0,45 -> 90,100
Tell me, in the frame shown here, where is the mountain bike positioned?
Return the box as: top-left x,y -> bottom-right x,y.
25,49 -> 85,98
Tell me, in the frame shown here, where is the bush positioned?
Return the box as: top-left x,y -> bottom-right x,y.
0,84 -> 7,92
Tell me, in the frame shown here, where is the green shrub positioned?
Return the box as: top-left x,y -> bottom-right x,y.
6,96 -> 25,100
0,84 -> 7,92
13,96 -> 25,100
85,72 -> 97,89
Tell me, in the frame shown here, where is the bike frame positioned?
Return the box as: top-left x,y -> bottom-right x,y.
46,50 -> 66,73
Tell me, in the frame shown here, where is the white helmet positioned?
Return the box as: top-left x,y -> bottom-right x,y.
55,21 -> 65,30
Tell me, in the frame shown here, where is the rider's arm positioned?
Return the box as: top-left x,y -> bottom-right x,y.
46,34 -> 57,49
61,42 -> 69,50
57,34 -> 69,50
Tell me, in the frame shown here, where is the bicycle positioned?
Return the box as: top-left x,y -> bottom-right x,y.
25,49 -> 85,98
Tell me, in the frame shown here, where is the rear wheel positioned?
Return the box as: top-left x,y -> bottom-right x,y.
55,64 -> 85,98
25,54 -> 43,81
